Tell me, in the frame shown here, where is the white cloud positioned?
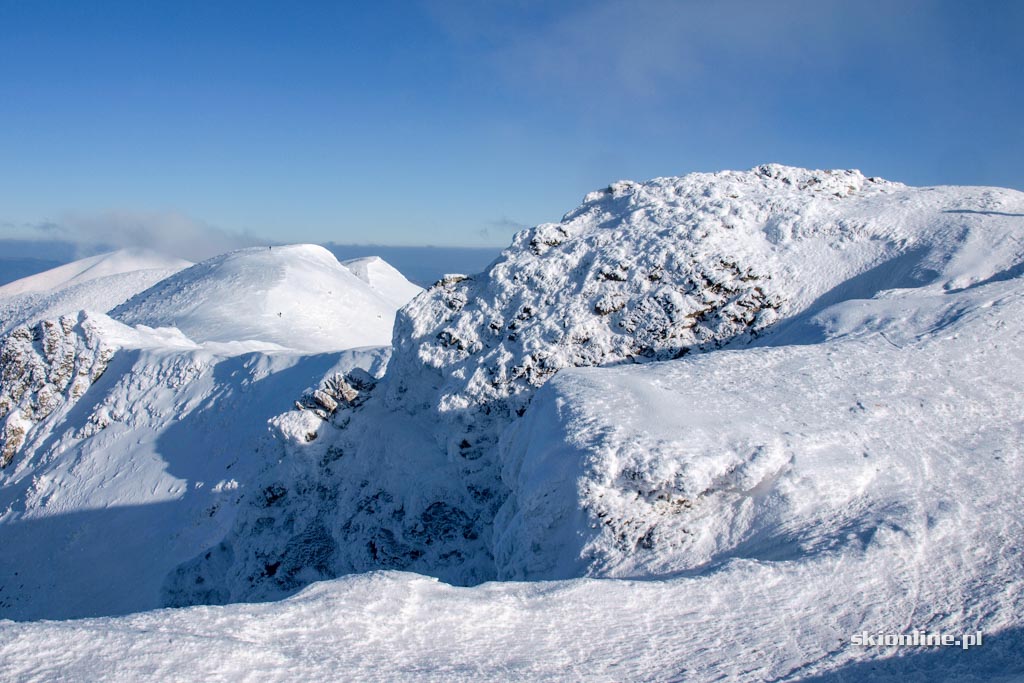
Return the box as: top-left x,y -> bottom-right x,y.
35,210 -> 260,262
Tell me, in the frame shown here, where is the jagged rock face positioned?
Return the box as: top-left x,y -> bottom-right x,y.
0,314 -> 113,467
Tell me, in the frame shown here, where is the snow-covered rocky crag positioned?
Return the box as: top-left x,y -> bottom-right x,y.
1,166 -> 1023,681
0,245 -> 418,618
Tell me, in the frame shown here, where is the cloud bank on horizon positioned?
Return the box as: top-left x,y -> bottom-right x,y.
25,211 -> 260,262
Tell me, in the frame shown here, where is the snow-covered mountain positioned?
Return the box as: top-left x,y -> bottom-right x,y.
0,245 -> 420,619
111,244 -> 419,352
1,166 -> 1022,680
0,248 -> 192,334
0,248 -> 190,299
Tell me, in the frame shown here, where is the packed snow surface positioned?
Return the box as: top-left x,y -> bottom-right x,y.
112,244 -> 422,352
0,166 -> 1023,680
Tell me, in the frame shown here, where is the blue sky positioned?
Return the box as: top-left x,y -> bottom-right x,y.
0,0 -> 1021,253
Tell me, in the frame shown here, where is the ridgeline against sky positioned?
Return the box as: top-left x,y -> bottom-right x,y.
0,0 -> 1021,254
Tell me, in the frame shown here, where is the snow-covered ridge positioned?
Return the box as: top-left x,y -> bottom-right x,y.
111,245 -> 421,353
0,248 -> 190,299
1,165 -> 1021,681
0,249 -> 193,335
0,246 -> 421,476
1,163 -> 1023,683
0,246 -> 422,619
383,163 -> 1023,555
387,164 -> 1020,428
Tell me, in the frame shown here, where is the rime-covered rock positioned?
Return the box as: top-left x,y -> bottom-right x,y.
0,313 -> 115,467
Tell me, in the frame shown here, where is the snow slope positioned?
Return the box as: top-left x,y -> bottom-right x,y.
342,255 -> 426,309
0,249 -> 192,334
3,558 -> 1021,683
0,257 -> 64,288
112,245 -> 421,352
0,310 -> 390,620
0,248 -> 189,299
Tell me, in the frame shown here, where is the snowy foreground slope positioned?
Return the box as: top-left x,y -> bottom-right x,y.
1,165 -> 1023,680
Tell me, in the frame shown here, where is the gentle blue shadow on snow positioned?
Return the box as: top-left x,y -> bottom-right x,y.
0,349 -> 352,621
754,246 -> 940,347
942,209 -> 1024,218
